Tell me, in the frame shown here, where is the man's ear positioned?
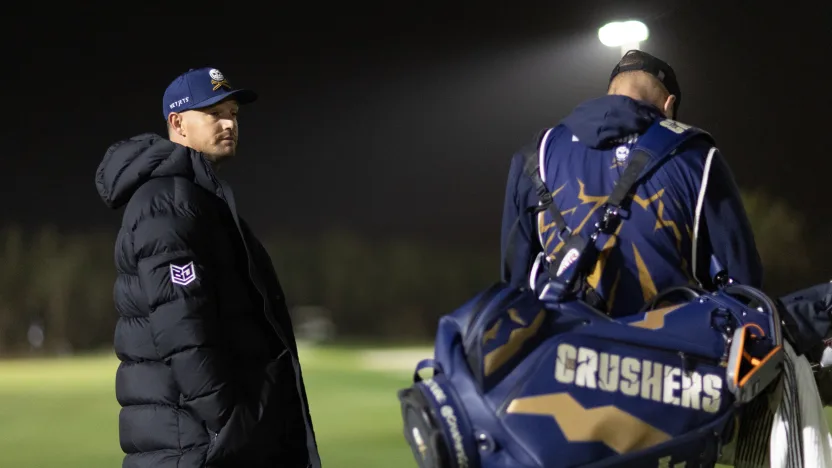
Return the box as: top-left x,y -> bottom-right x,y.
663,95 -> 677,119
167,112 -> 186,137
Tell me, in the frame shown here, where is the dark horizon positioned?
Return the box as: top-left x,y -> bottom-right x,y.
4,2 -> 829,251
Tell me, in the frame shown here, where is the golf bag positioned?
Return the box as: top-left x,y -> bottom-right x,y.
397,281 -> 785,468
398,119 -> 785,467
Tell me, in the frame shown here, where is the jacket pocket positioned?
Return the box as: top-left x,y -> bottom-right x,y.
259,349 -> 289,415
205,423 -> 220,462
206,352 -> 290,464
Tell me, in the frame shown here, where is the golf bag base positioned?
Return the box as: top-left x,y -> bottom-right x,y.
398,282 -> 784,468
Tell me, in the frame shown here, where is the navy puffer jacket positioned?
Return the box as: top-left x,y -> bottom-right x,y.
95,134 -> 320,468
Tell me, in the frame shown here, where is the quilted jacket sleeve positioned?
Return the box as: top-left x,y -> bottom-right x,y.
132,193 -> 234,433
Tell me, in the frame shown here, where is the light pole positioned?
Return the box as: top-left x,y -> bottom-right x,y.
598,20 -> 650,57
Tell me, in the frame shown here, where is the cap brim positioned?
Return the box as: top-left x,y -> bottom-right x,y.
191,89 -> 259,110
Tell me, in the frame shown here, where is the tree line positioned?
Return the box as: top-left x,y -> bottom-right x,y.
0,191 -> 822,356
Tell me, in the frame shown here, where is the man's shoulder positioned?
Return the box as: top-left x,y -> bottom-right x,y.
537,125 -> 571,149
669,135 -> 719,169
122,176 -> 222,226
647,118 -> 716,164
653,133 -> 727,189
509,125 -> 570,169
654,119 -> 716,155
512,125 -> 569,155
128,176 -> 198,203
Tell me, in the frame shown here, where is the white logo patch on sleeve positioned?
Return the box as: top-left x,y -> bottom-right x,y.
170,261 -> 197,286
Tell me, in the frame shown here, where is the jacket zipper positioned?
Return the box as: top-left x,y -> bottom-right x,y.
201,167 -> 291,352
205,167 -> 320,467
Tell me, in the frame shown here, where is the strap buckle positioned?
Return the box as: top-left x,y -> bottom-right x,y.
534,196 -> 572,242
556,224 -> 573,244
596,205 -> 623,234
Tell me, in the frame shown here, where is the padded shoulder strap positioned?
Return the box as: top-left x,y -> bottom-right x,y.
607,118 -> 713,209
631,119 -> 714,182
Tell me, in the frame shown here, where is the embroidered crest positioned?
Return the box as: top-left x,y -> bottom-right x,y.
209,68 -> 231,91
170,261 -> 197,286
615,145 -> 630,163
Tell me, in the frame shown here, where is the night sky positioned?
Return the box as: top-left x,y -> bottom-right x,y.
4,2 -> 830,251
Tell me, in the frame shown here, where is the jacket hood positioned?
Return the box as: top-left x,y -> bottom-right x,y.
96,134 -> 218,209
560,95 -> 663,148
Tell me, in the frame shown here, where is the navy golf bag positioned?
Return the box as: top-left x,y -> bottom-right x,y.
398,119 -> 786,467
397,281 -> 785,468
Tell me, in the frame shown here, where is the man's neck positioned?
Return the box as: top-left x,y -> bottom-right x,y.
167,136 -> 223,171
608,91 -> 666,117
609,87 -> 646,103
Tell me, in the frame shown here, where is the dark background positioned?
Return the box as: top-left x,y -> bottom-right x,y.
5,2 -> 829,246
1,2 -> 831,351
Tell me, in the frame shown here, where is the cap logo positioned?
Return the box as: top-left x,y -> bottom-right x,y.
209,68 -> 231,91
168,96 -> 190,110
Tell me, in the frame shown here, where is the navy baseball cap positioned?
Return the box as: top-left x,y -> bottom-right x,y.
162,67 -> 258,120
610,50 -> 681,117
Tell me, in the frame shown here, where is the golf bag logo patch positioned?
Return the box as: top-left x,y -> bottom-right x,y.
557,248 -> 580,277
170,261 -> 197,286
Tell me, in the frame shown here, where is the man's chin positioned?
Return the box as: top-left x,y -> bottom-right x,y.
204,150 -> 236,166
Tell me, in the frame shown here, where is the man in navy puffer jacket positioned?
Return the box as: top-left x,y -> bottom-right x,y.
95,67 -> 320,468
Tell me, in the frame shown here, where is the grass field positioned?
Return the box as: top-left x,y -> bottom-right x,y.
1,345 -> 831,467
0,344 -> 427,468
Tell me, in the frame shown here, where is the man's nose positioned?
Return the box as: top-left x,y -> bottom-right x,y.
221,118 -> 236,131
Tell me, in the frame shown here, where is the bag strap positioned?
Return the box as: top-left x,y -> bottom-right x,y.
504,119 -> 712,292
501,129 -> 550,283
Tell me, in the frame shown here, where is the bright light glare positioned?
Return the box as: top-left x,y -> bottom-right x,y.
598,21 -> 649,47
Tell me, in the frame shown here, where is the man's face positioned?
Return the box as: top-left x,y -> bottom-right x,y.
173,98 -> 240,163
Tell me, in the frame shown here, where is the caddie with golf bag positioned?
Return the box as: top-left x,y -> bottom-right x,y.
398,121 -> 783,467
397,50 -> 832,467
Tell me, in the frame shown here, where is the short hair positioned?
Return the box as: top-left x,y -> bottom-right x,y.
608,70 -> 671,108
